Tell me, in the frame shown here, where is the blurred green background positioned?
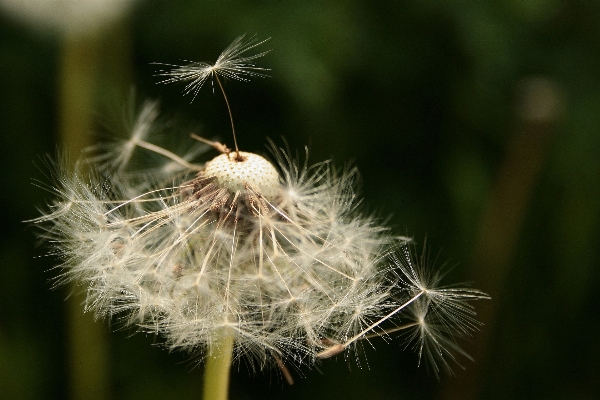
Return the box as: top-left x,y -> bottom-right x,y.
1,1 -> 599,399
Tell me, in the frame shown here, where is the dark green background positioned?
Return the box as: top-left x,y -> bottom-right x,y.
1,1 -> 599,399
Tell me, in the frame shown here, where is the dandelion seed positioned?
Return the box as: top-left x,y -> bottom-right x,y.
391,245 -> 490,376
154,34 -> 271,101
154,34 -> 270,158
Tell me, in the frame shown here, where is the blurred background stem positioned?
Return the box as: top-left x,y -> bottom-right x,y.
440,77 -> 563,400
59,31 -> 100,159
59,29 -> 110,400
58,19 -> 133,399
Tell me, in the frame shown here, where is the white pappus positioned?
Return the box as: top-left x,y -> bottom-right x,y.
33,35 -> 489,379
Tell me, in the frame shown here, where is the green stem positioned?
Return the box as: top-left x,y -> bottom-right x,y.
59,16 -> 134,400
203,333 -> 234,400
60,30 -> 111,400
59,31 -> 99,158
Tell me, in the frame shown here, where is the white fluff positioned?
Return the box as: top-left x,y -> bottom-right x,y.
33,35 -> 488,375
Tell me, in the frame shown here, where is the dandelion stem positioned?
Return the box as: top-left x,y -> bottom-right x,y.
203,333 -> 234,400
214,74 -> 240,159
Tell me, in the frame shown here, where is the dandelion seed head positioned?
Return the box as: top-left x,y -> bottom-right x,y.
32,35 -> 489,377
